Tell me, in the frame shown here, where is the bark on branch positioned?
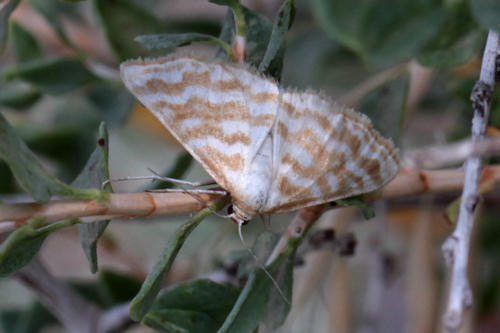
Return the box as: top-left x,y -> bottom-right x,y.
2,165 -> 500,233
441,30 -> 500,332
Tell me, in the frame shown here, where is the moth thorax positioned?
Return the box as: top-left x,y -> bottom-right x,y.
231,203 -> 254,225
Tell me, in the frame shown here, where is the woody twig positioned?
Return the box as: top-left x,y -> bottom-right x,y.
2,165 -> 500,234
441,30 -> 500,332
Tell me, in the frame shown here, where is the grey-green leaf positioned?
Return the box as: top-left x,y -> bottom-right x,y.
0,0 -> 20,54
146,279 -> 239,331
27,0 -> 81,53
217,268 -> 274,333
94,0 -> 166,61
8,21 -> 43,62
358,72 -> 409,144
217,6 -> 284,78
218,233 -> 290,333
313,0 -> 445,65
336,195 -> 375,220
261,253 -> 294,330
2,58 -> 100,95
0,81 -> 41,110
258,0 -> 294,78
418,3 -> 483,69
0,219 -> 78,277
135,33 -> 232,56
0,112 -> 106,202
144,309 -> 216,333
129,198 -> 229,322
74,123 -> 112,274
471,0 -> 500,32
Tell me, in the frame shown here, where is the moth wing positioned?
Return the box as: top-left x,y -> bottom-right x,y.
262,90 -> 400,213
120,55 -> 280,199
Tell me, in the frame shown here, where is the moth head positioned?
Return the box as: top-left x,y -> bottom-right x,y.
228,203 -> 252,226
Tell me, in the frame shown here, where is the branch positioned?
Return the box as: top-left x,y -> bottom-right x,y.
403,136 -> 500,169
441,30 -> 500,332
2,166 -> 500,233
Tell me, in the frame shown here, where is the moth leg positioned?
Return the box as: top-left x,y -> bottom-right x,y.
146,188 -> 228,195
101,168 -> 216,189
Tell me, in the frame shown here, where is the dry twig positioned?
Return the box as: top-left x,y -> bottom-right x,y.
441,30 -> 500,332
403,136 -> 500,169
2,166 -> 500,233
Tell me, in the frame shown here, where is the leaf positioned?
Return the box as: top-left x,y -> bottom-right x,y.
418,3 -> 483,69
143,279 -> 239,332
93,0 -> 166,61
0,113 -> 106,202
358,72 -> 409,144
313,0 -> 445,65
258,0 -> 295,77
2,58 -> 100,95
129,197 -> 229,322
312,0 -> 371,56
0,219 -> 78,277
217,268 -> 275,333
216,5 -> 284,79
135,33 -> 232,56
0,0 -> 20,54
470,0 -> 500,32
74,123 -> 112,274
0,81 -> 41,110
86,83 -> 135,125
418,30 -> 484,69
261,253 -> 294,331
98,270 -> 142,305
8,21 -> 43,62
218,233 -> 294,333
27,0 -> 82,53
336,195 -> 375,220
144,309 -> 216,333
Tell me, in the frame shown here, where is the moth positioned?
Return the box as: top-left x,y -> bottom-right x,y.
120,54 -> 400,224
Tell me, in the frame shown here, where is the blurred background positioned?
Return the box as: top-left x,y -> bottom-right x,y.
1,0 -> 499,332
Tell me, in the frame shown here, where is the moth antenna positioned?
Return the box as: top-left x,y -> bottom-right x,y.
237,221 -> 291,305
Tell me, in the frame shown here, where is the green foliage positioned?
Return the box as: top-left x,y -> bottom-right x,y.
135,33 -> 233,58
216,4 -> 284,78
74,123 -> 112,274
0,0 -> 20,54
0,113 -> 106,202
0,219 -> 78,277
336,195 -> 376,220
258,0 -> 294,77
358,72 -> 409,143
471,0 -> 500,32
8,21 -> 43,63
129,197 -> 230,322
27,0 -> 83,54
0,302 -> 56,333
218,234 -> 298,333
143,279 -> 239,332
2,58 -> 101,95
93,0 -> 166,61
417,3 -> 483,69
0,81 -> 41,110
